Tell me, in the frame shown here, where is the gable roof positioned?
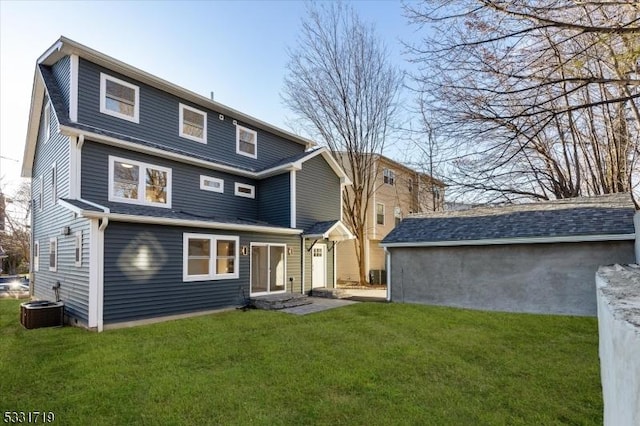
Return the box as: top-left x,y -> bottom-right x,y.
382,194 -> 637,247
302,220 -> 354,241
22,36 -> 317,177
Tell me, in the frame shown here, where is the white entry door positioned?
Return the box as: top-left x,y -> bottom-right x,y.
311,244 -> 326,288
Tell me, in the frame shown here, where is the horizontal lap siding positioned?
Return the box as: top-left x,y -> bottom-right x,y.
51,56 -> 70,112
102,222 -> 301,323
81,141 -> 257,219
258,173 -> 290,227
77,59 -> 305,170
32,93 -> 91,322
296,155 -> 342,229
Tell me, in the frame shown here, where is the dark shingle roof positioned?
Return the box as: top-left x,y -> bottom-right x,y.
383,194 -> 636,245
302,221 -> 341,236
60,198 -> 105,212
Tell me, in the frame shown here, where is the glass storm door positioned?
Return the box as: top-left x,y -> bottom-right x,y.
251,244 -> 286,295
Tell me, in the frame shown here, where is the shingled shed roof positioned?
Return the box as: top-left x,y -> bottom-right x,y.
382,193 -> 637,247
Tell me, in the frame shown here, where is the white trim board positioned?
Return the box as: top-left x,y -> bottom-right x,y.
380,233 -> 636,248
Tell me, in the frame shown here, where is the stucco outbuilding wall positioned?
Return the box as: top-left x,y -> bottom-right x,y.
388,240 -> 635,316
596,264 -> 640,426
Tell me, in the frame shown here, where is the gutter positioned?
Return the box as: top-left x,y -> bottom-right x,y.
380,233 -> 636,248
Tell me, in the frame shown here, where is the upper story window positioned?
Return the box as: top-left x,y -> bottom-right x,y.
236,125 -> 257,159
383,169 -> 395,185
394,206 -> 402,227
38,175 -> 44,212
408,178 -> 413,193
200,176 -> 224,193
108,155 -> 172,208
234,182 -> 255,199
43,102 -> 51,141
50,163 -> 57,205
179,103 -> 207,143
100,73 -> 140,123
376,203 -> 385,225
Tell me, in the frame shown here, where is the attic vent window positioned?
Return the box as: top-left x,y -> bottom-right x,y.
100,73 -> 139,123
200,175 -> 224,193
179,103 -> 207,143
234,182 -> 255,199
236,125 -> 257,159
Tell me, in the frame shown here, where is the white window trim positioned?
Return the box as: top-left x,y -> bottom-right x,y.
44,102 -> 51,141
108,155 -> 172,208
200,175 -> 224,193
183,233 -> 240,282
383,168 -> 395,185
236,125 -> 258,159
234,182 -> 255,199
249,243 -> 288,296
51,162 -> 57,205
49,237 -> 57,272
33,240 -> 40,272
376,203 -> 385,226
39,175 -> 44,212
100,73 -> 140,123
179,103 -> 207,143
75,231 -> 82,267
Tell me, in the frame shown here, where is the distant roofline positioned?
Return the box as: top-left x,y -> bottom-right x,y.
381,233 -> 636,248
38,36 -> 316,149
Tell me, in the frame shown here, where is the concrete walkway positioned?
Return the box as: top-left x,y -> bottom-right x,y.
344,288 -> 387,300
280,297 -> 357,315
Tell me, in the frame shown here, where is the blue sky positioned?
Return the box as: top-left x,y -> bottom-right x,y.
0,0 -> 419,192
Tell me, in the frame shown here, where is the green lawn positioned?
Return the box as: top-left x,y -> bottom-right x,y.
0,299 -> 601,425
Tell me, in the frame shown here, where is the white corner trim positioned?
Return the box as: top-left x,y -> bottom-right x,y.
290,170 -> 296,228
68,137 -> 78,198
69,54 -> 79,122
384,247 -> 391,302
380,233 -> 637,248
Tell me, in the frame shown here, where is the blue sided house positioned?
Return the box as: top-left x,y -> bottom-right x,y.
22,37 -> 353,331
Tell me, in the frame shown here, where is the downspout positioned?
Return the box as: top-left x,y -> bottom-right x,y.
384,247 -> 391,302
301,237 -> 306,294
634,211 -> 639,264
97,217 -> 109,332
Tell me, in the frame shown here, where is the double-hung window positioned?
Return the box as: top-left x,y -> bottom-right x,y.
100,73 -> 139,123
43,102 -> 51,141
236,125 -> 257,158
50,163 -> 57,205
376,203 -> 385,225
383,169 -> 395,185
183,233 -> 239,281
33,241 -> 40,272
109,156 -> 172,208
49,237 -> 57,272
74,231 -> 82,267
179,103 -> 207,143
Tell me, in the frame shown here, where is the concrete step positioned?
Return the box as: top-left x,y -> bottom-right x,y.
310,287 -> 351,299
250,293 -> 311,310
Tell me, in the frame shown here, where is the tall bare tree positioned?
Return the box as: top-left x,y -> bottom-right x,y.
0,181 -> 31,274
404,1 -> 640,207
283,2 -> 402,284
